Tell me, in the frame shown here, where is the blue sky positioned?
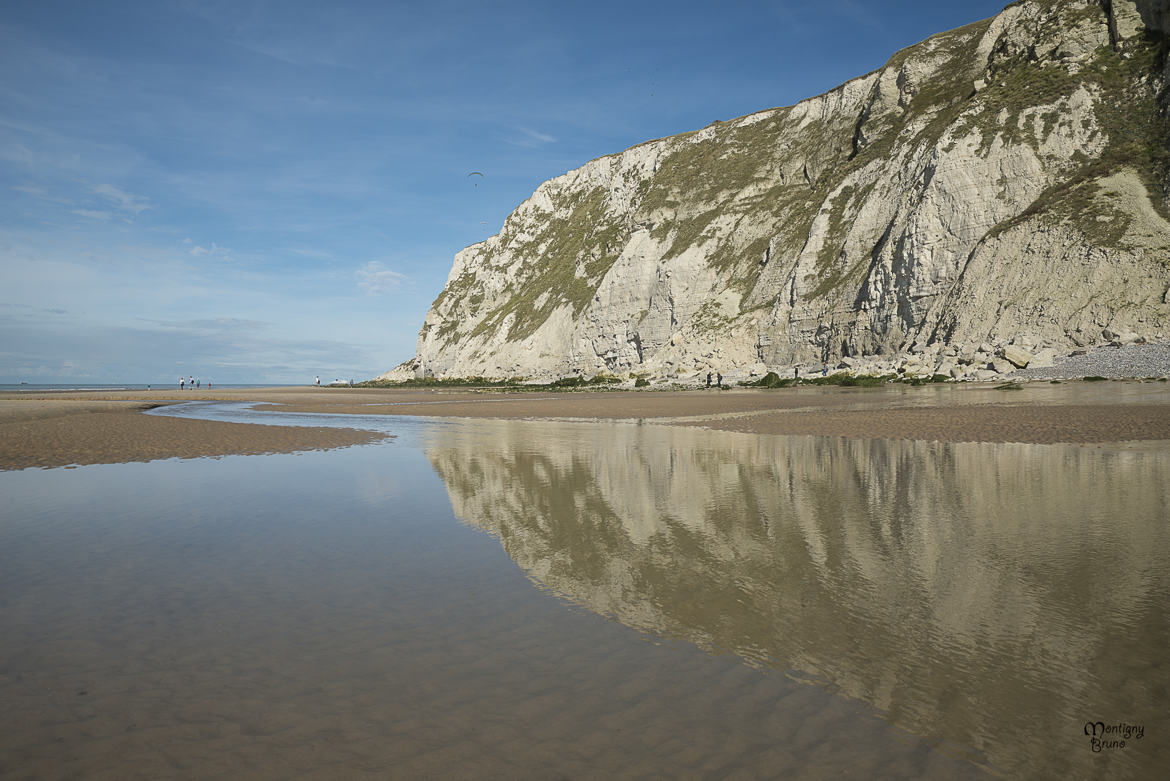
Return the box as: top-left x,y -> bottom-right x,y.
1,0 -> 1008,384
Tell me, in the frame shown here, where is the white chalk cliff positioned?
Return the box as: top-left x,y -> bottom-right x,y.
383,0 -> 1170,382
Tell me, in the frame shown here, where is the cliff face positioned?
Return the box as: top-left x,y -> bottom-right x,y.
389,0 -> 1170,381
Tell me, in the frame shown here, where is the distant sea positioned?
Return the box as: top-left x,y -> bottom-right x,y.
0,383 -> 302,392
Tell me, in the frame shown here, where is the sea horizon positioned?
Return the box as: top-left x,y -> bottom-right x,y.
0,382 -> 308,392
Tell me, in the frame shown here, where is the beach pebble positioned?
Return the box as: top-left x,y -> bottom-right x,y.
1008,343 -> 1170,380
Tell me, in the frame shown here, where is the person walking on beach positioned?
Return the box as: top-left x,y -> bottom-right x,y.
706,372 -> 712,388
716,372 -> 723,388
180,377 -> 184,390
316,376 -> 320,387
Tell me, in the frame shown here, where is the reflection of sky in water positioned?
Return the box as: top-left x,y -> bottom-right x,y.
3,402 -> 1167,778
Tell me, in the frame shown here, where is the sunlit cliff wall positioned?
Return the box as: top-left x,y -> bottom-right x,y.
385,0 -> 1170,381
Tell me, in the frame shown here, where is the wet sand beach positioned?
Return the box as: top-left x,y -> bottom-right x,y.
3,382 -> 1170,470
0,398 -> 389,471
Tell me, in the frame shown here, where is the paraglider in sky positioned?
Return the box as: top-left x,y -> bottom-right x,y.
468,171 -> 484,187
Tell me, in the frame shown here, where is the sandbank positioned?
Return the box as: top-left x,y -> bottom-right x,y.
2,382 -> 1169,471
0,398 -> 388,471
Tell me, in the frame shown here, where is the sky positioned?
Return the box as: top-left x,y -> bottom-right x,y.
1,0 -> 1010,385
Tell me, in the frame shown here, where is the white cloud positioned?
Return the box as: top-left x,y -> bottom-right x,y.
509,126 -> 557,148
15,184 -> 74,206
288,246 -> 336,260
189,242 -> 232,260
92,183 -> 152,216
137,316 -> 272,333
71,208 -> 113,220
0,142 -> 35,166
357,261 -> 405,294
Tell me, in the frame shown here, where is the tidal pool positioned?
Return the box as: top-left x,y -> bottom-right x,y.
1,404 -> 1167,779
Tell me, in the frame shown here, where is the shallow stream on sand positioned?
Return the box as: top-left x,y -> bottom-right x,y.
2,403 -> 1167,779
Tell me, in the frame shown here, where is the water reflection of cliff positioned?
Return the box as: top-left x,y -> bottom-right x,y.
424,420 -> 1170,779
